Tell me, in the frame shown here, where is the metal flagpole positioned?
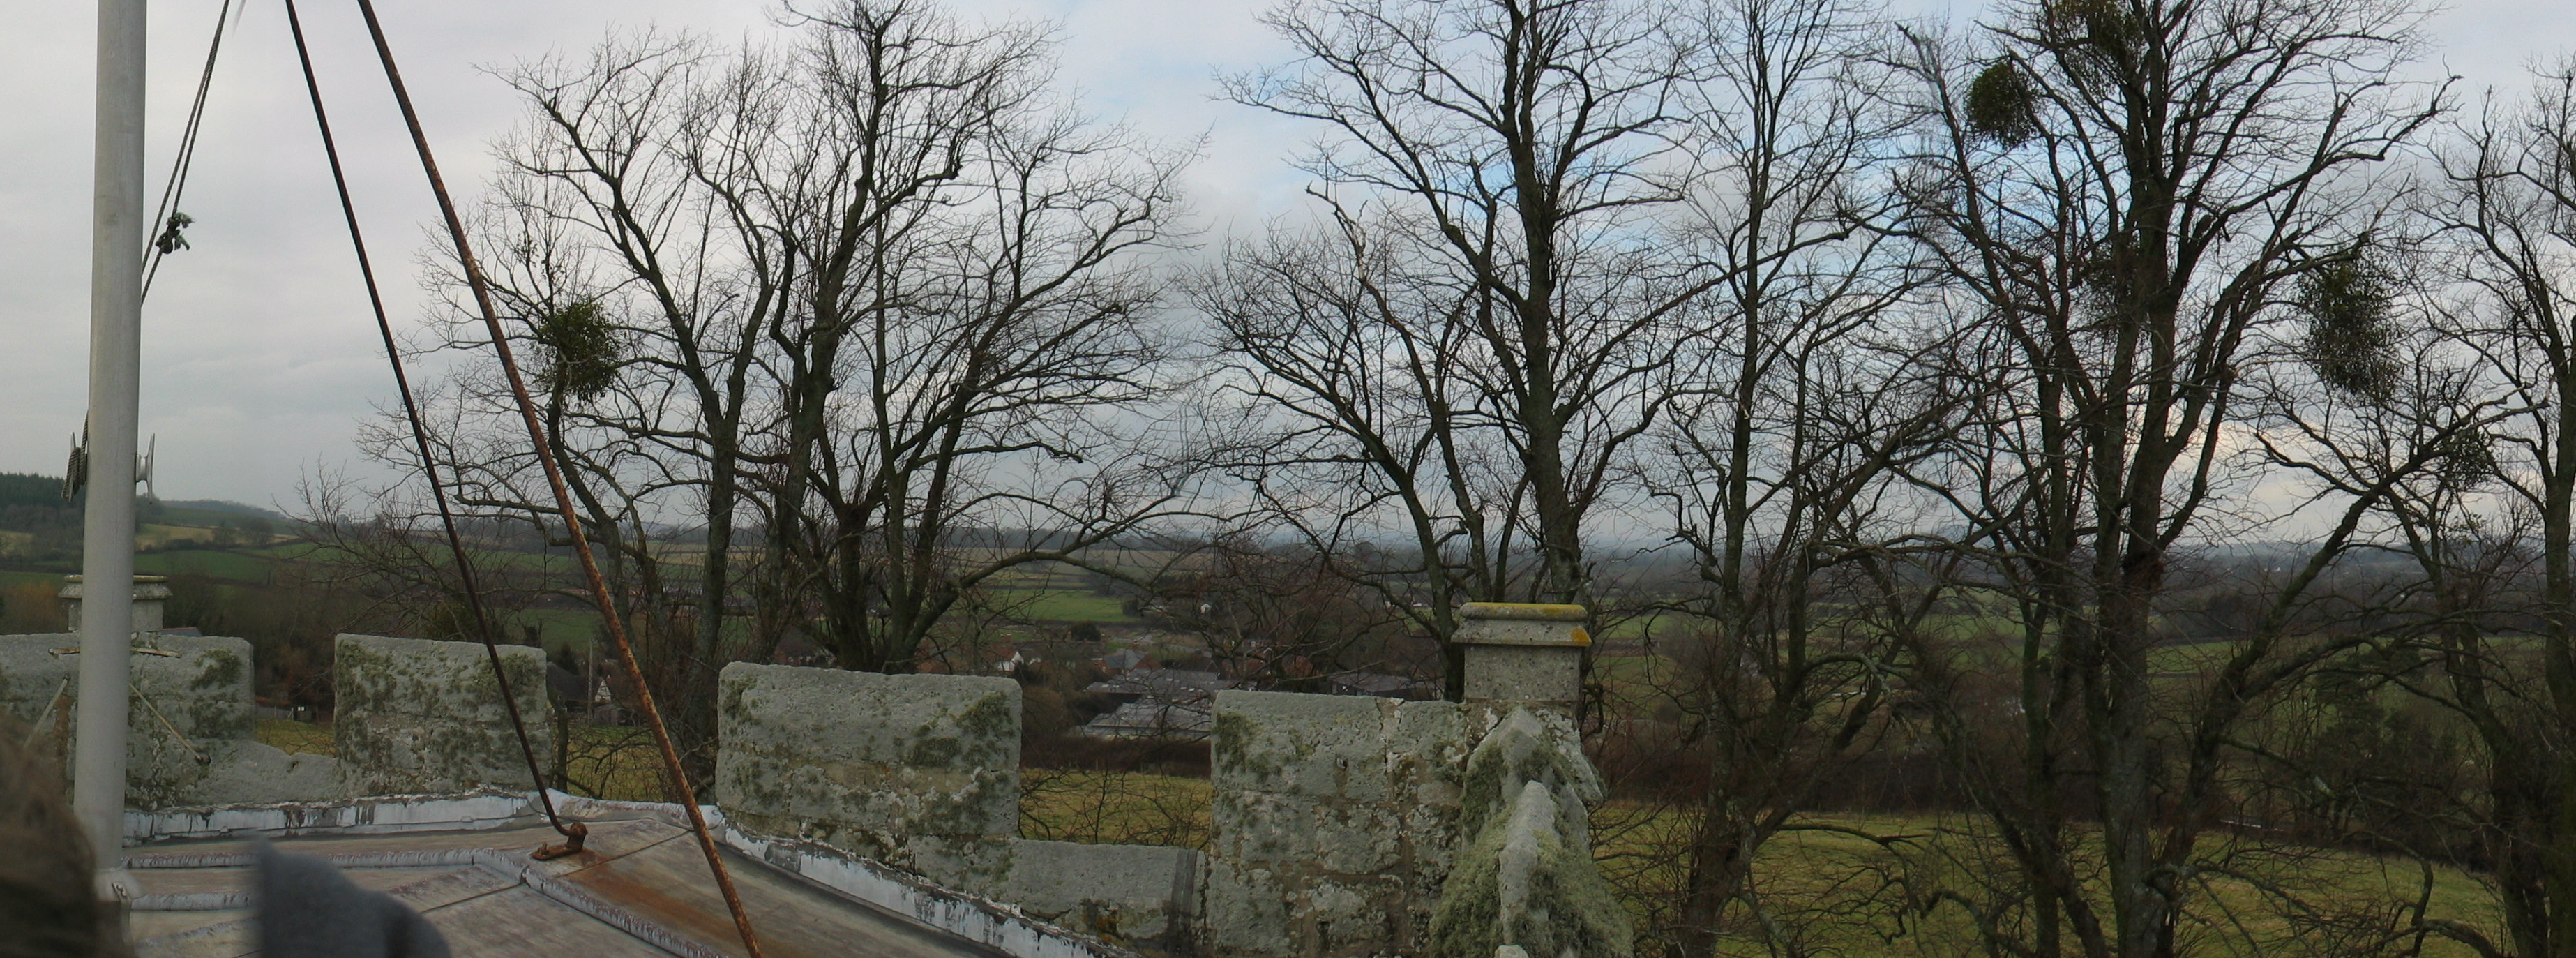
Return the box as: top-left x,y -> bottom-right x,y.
74,0 -> 147,892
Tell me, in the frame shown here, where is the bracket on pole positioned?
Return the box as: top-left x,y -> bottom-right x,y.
62,426 -> 156,501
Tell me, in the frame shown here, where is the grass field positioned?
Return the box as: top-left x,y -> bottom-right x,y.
993,587 -> 1136,623
1020,769 -> 1213,849
256,719 -> 673,800
134,548 -> 277,583
514,608 -> 605,652
1608,811 -> 2509,958
137,524 -> 223,548
257,718 -> 334,756
0,569 -> 61,589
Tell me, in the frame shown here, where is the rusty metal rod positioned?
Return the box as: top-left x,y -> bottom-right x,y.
280,0 -> 576,857
344,1 -> 762,952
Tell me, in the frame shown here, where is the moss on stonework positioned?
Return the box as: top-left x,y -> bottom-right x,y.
1426,789 -> 1631,958
1458,714 -> 1594,832
907,732 -> 964,768
1427,847 -> 1505,958
957,690 -> 1016,742
1426,709 -> 1627,958
191,648 -> 244,691
336,636 -> 550,793
719,672 -> 753,723
185,697 -> 250,742
334,641 -> 384,714
1214,711 -> 1283,780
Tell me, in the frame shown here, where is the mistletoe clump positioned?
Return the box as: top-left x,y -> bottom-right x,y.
533,299 -> 625,403
1966,60 -> 2042,145
2298,257 -> 2404,404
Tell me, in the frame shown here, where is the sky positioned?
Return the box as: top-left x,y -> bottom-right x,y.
1,0 -> 2572,509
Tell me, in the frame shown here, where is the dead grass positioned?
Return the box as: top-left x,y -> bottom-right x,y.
1592,806 -> 2513,958
1019,769 -> 1212,849
255,719 -> 333,756
254,717 -> 674,802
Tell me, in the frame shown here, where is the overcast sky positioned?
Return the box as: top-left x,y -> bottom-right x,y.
3,0 -> 2571,509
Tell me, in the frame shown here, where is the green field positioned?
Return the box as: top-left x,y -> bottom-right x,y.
1020,769 -> 1213,850
993,587 -> 1135,623
0,569 -> 61,589
257,719 -> 677,800
511,608 -> 605,652
1599,809 -> 2506,958
134,548 -> 277,583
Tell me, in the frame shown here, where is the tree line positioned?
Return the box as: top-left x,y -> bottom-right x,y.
322,0 -> 2576,954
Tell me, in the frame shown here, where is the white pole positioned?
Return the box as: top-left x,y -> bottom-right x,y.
75,0 -> 146,885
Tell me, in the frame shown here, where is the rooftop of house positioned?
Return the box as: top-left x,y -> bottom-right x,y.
1078,698 -> 1215,740
1321,672 -> 1436,699
1082,668 -> 1233,701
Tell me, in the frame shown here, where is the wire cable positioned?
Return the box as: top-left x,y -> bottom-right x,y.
142,0 -> 239,300
343,1 -> 765,952
279,0 -> 582,858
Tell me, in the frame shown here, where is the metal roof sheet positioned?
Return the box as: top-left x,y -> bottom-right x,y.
126,811 -> 1009,958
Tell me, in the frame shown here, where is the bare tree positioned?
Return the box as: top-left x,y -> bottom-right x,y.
1217,0 -> 1714,630
378,1 -> 1196,786
1615,0 -> 1954,952
474,33 -> 774,777
2376,59 -> 2576,957
1893,0 -> 2447,953
735,0 -> 1197,673
2248,349 -> 2519,957
1145,534 -> 1428,689
1205,0 -> 1772,717
372,33 -> 776,781
1195,212 -> 1514,693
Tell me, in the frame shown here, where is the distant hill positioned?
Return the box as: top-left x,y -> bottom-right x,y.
0,473 -> 282,530
0,472 -> 66,509
162,499 -> 285,521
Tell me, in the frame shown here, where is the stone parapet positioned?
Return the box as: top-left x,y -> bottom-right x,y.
0,631 -> 338,809
1205,689 -> 1472,957
1002,839 -> 1200,948
333,633 -> 549,796
714,662 -> 1021,890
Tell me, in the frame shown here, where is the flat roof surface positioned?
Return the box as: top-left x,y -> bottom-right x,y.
126,811 -> 1006,958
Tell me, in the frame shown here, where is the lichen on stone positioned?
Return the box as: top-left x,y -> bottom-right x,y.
1427,708 -> 1630,958
334,634 -> 550,795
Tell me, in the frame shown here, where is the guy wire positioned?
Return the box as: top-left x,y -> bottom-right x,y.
344,0 -> 765,952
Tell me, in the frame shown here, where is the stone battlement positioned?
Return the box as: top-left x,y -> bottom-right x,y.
0,601 -> 1626,957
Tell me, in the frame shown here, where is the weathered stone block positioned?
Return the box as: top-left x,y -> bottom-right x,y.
1214,691 -> 1468,805
714,662 -> 1020,890
1207,690 -> 1471,958
1428,781 -> 1632,958
193,740 -> 345,805
1002,839 -> 1200,946
0,631 -> 262,808
1429,707 -> 1630,958
60,574 -> 172,633
1453,601 -> 1587,643
1461,645 -> 1584,707
333,633 -> 550,796
1457,603 -> 1589,712
1458,708 -> 1601,837
1202,856 -> 1295,957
